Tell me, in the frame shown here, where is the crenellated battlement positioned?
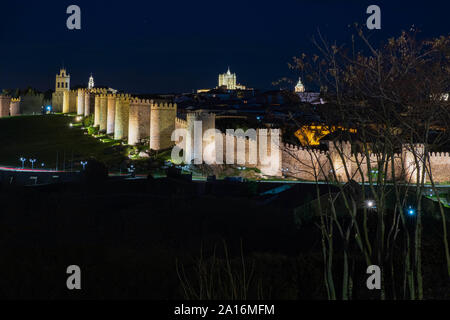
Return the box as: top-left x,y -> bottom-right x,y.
186,111 -> 215,118
175,117 -> 187,125
89,88 -> 107,94
130,98 -> 152,105
429,151 -> 450,158
151,101 -> 177,109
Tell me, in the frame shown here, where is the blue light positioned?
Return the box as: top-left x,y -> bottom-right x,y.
46,106 -> 52,111
408,208 -> 416,216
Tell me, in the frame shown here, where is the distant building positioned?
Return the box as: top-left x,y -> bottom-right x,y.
88,74 -> 95,89
295,78 -> 305,93
218,67 -> 247,90
294,77 -> 325,105
55,68 -> 70,92
52,68 -> 72,112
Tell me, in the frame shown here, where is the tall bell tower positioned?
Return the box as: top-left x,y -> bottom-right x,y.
55,68 -> 70,92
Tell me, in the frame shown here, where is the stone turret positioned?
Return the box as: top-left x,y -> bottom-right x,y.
402,144 -> 426,184
185,112 -> 216,163
99,94 -> 108,132
94,95 -> 101,127
327,140 -> 352,182
0,95 -> 12,117
107,94 -> 116,135
128,98 -> 152,145
150,101 -> 177,151
77,89 -> 85,116
10,98 -> 21,116
114,94 -> 131,140
63,91 -> 70,114
84,91 -> 92,116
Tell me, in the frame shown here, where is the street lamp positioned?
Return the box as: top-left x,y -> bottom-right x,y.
29,159 -> 37,169
19,157 -> 26,169
366,200 -> 375,209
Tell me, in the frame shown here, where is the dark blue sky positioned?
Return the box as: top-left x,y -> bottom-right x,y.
0,0 -> 449,94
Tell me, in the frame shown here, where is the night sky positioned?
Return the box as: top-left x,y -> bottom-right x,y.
0,0 -> 449,94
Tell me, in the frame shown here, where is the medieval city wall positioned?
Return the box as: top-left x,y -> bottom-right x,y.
21,92 -> 44,114
128,98 -> 151,145
150,101 -> 177,150
52,92 -> 63,113
282,144 -> 329,181
107,94 -> 116,135
114,94 -> 131,140
0,95 -> 11,117
94,95 -> 101,127
428,152 -> 450,183
175,117 -> 187,130
99,94 -> 108,132
9,98 -> 21,116
77,89 -> 85,115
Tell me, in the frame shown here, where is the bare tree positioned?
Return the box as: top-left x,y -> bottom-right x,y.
284,26 -> 450,299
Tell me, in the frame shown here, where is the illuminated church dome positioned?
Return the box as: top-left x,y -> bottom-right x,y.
295,77 -> 305,93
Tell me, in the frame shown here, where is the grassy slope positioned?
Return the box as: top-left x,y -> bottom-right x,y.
0,115 -> 125,169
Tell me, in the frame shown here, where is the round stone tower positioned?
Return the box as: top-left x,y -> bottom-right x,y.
114,94 -> 131,140
10,98 -> 21,116
94,95 -> 101,127
84,91 -> 91,116
185,112 -> 216,163
107,94 -> 116,135
0,95 -> 12,117
63,91 -> 70,114
77,89 -> 85,115
99,94 -> 108,132
150,101 -> 177,151
128,98 -> 151,145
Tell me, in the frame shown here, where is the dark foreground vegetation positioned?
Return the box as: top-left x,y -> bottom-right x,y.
0,177 -> 448,300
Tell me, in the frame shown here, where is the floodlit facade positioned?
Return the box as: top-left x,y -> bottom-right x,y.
218,67 -> 246,90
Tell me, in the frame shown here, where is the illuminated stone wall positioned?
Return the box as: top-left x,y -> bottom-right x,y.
77,89 -> 85,115
62,90 -> 77,114
0,95 -> 11,117
99,94 -> 108,132
63,91 -> 70,114
52,92 -> 64,113
9,98 -> 21,116
107,94 -> 116,135
427,152 -> 450,183
128,98 -> 151,145
281,141 -> 450,183
114,94 -> 131,140
185,112 -> 216,163
175,117 -> 187,130
150,101 -> 177,150
94,95 -> 101,127
84,92 -> 92,116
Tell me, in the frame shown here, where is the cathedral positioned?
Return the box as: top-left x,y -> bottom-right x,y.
218,67 -> 247,90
